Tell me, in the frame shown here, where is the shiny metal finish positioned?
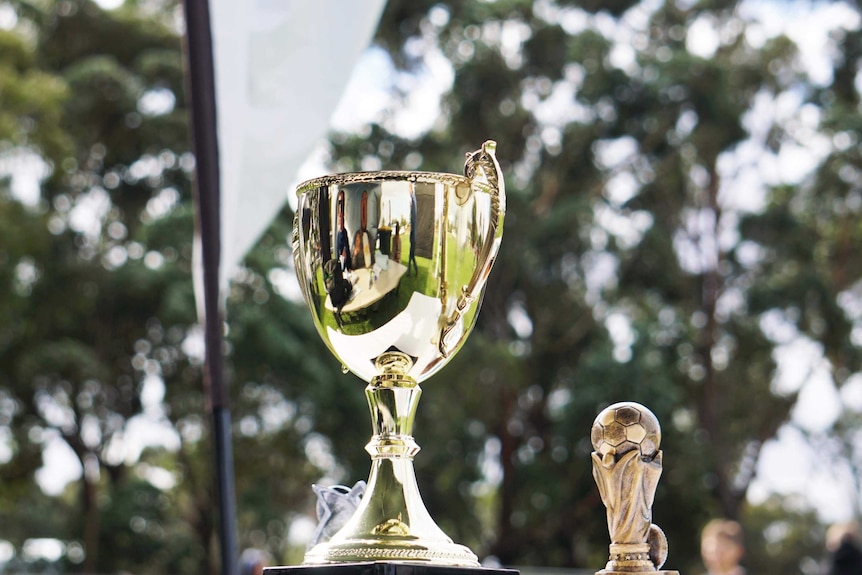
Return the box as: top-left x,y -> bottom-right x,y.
293,141 -> 505,565
293,141 -> 504,383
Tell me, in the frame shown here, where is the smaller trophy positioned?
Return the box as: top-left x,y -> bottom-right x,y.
590,402 -> 679,575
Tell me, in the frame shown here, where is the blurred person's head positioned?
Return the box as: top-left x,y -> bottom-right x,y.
701,519 -> 744,574
826,521 -> 862,575
826,521 -> 861,553
240,548 -> 269,575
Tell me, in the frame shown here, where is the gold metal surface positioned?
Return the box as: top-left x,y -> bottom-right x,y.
293,141 -> 505,565
590,402 -> 679,575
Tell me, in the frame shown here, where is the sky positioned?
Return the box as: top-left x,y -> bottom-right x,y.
12,0 -> 862,546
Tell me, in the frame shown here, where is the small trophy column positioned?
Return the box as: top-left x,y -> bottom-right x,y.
590,402 -> 679,575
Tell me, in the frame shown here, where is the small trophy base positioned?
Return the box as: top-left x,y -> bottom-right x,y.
265,562 -> 519,575
593,540 -> 680,575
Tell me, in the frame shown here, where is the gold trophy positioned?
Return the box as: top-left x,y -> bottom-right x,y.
290,141 -> 504,566
591,402 -> 679,575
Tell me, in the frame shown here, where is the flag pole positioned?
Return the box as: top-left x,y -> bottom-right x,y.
182,1 -> 239,574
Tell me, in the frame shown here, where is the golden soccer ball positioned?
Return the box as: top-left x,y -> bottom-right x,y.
591,402 -> 661,461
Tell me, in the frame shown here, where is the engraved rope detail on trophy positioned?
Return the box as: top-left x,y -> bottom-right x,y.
323,547 -> 475,561
297,170 -> 470,195
438,173 -> 450,314
591,402 -> 679,575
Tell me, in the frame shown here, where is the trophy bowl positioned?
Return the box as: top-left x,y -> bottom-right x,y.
292,141 -> 505,565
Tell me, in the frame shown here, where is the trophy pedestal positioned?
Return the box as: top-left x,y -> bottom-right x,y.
302,361 -> 480,566
302,455 -> 478,565
265,563 -> 518,575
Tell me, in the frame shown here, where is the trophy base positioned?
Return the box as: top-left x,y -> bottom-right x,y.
597,540 -> 676,575
303,538 -> 479,566
299,374 -> 481,568
265,562 -> 519,575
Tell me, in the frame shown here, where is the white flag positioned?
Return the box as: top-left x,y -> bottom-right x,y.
209,0 -> 387,292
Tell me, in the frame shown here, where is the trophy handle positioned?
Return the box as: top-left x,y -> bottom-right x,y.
439,140 -> 506,358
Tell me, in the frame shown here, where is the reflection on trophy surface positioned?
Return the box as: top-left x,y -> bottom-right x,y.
292,141 -> 505,565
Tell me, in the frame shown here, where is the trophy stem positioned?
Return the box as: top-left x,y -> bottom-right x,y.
303,352 -> 479,566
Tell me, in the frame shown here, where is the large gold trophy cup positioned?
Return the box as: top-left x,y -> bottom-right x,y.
291,141 -> 504,566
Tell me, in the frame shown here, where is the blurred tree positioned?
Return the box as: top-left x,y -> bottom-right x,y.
740,496 -> 825,575
0,0 -> 205,572
325,0 -> 862,573
1,0 -> 861,574
0,1 -> 372,572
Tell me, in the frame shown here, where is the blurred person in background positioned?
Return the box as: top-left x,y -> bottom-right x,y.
824,521 -> 862,575
240,548 -> 269,575
701,519 -> 745,575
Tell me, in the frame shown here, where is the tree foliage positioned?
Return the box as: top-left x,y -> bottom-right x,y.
330,0 -> 862,572
0,0 -> 861,574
